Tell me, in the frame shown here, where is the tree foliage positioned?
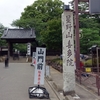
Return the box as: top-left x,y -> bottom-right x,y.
80,28 -> 100,54
13,44 -> 27,53
0,24 -> 7,46
40,18 -> 62,50
12,0 -> 64,50
11,1 -> 100,54
77,2 -> 100,54
0,23 -> 5,34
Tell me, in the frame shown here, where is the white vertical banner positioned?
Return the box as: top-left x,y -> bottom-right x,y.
34,47 -> 46,85
45,65 -> 50,76
27,43 -> 31,56
32,52 -> 36,66
62,11 -> 75,92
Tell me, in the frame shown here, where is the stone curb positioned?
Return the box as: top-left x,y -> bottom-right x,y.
45,76 -> 74,100
65,95 -> 75,100
52,82 -> 63,92
45,75 -> 53,81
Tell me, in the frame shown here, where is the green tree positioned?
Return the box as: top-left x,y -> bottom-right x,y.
0,24 -> 7,46
71,2 -> 100,54
13,44 -> 27,53
12,0 -> 64,50
0,23 -> 4,34
80,28 -> 100,54
40,18 -> 62,50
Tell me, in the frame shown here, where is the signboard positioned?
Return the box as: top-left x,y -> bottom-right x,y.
45,65 -> 50,76
62,11 -> 75,71
34,47 -> 46,85
62,11 -> 75,92
85,67 -> 91,72
27,43 -> 31,56
32,52 -> 36,66
89,0 -> 100,14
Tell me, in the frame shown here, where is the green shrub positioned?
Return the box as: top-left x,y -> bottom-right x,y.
51,58 -> 62,65
84,59 -> 92,67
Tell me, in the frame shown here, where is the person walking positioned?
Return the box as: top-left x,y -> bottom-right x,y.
5,55 -> 9,67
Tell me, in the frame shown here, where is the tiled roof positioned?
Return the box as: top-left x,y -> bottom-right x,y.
1,28 -> 36,39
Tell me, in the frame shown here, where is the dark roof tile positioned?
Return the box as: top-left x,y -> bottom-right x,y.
1,28 -> 36,39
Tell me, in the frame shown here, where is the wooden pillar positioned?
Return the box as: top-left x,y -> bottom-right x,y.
8,42 -> 10,57
74,0 -> 80,69
0,47 -> 1,56
10,43 -> 13,56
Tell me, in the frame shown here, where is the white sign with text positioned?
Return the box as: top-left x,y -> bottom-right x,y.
32,52 -> 36,66
27,43 -> 31,56
45,65 -> 50,76
34,47 -> 46,85
62,11 -> 75,92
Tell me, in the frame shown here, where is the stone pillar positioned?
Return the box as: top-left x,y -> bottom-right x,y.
62,11 -> 75,95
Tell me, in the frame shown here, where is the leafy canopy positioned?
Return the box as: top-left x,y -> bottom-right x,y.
75,2 -> 100,54
12,0 -> 64,50
0,23 -> 7,46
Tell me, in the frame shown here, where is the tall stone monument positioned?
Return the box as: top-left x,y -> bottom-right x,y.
62,11 -> 75,95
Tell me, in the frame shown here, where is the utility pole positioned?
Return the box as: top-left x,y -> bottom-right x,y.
74,0 -> 80,70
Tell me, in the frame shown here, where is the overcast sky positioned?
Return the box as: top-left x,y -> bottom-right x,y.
0,0 -> 71,28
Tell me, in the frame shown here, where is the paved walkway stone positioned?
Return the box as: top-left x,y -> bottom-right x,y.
0,63 -> 58,100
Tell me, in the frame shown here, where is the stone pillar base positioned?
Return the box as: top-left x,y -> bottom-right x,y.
63,90 -> 75,96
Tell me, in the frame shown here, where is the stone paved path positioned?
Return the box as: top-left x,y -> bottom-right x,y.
0,63 -> 59,100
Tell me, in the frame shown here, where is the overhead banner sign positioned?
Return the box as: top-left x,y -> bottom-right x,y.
34,47 -> 46,85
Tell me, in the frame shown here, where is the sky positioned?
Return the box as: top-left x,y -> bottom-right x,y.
0,0 -> 71,28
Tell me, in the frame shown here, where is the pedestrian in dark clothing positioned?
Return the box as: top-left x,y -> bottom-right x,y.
5,55 -> 9,67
